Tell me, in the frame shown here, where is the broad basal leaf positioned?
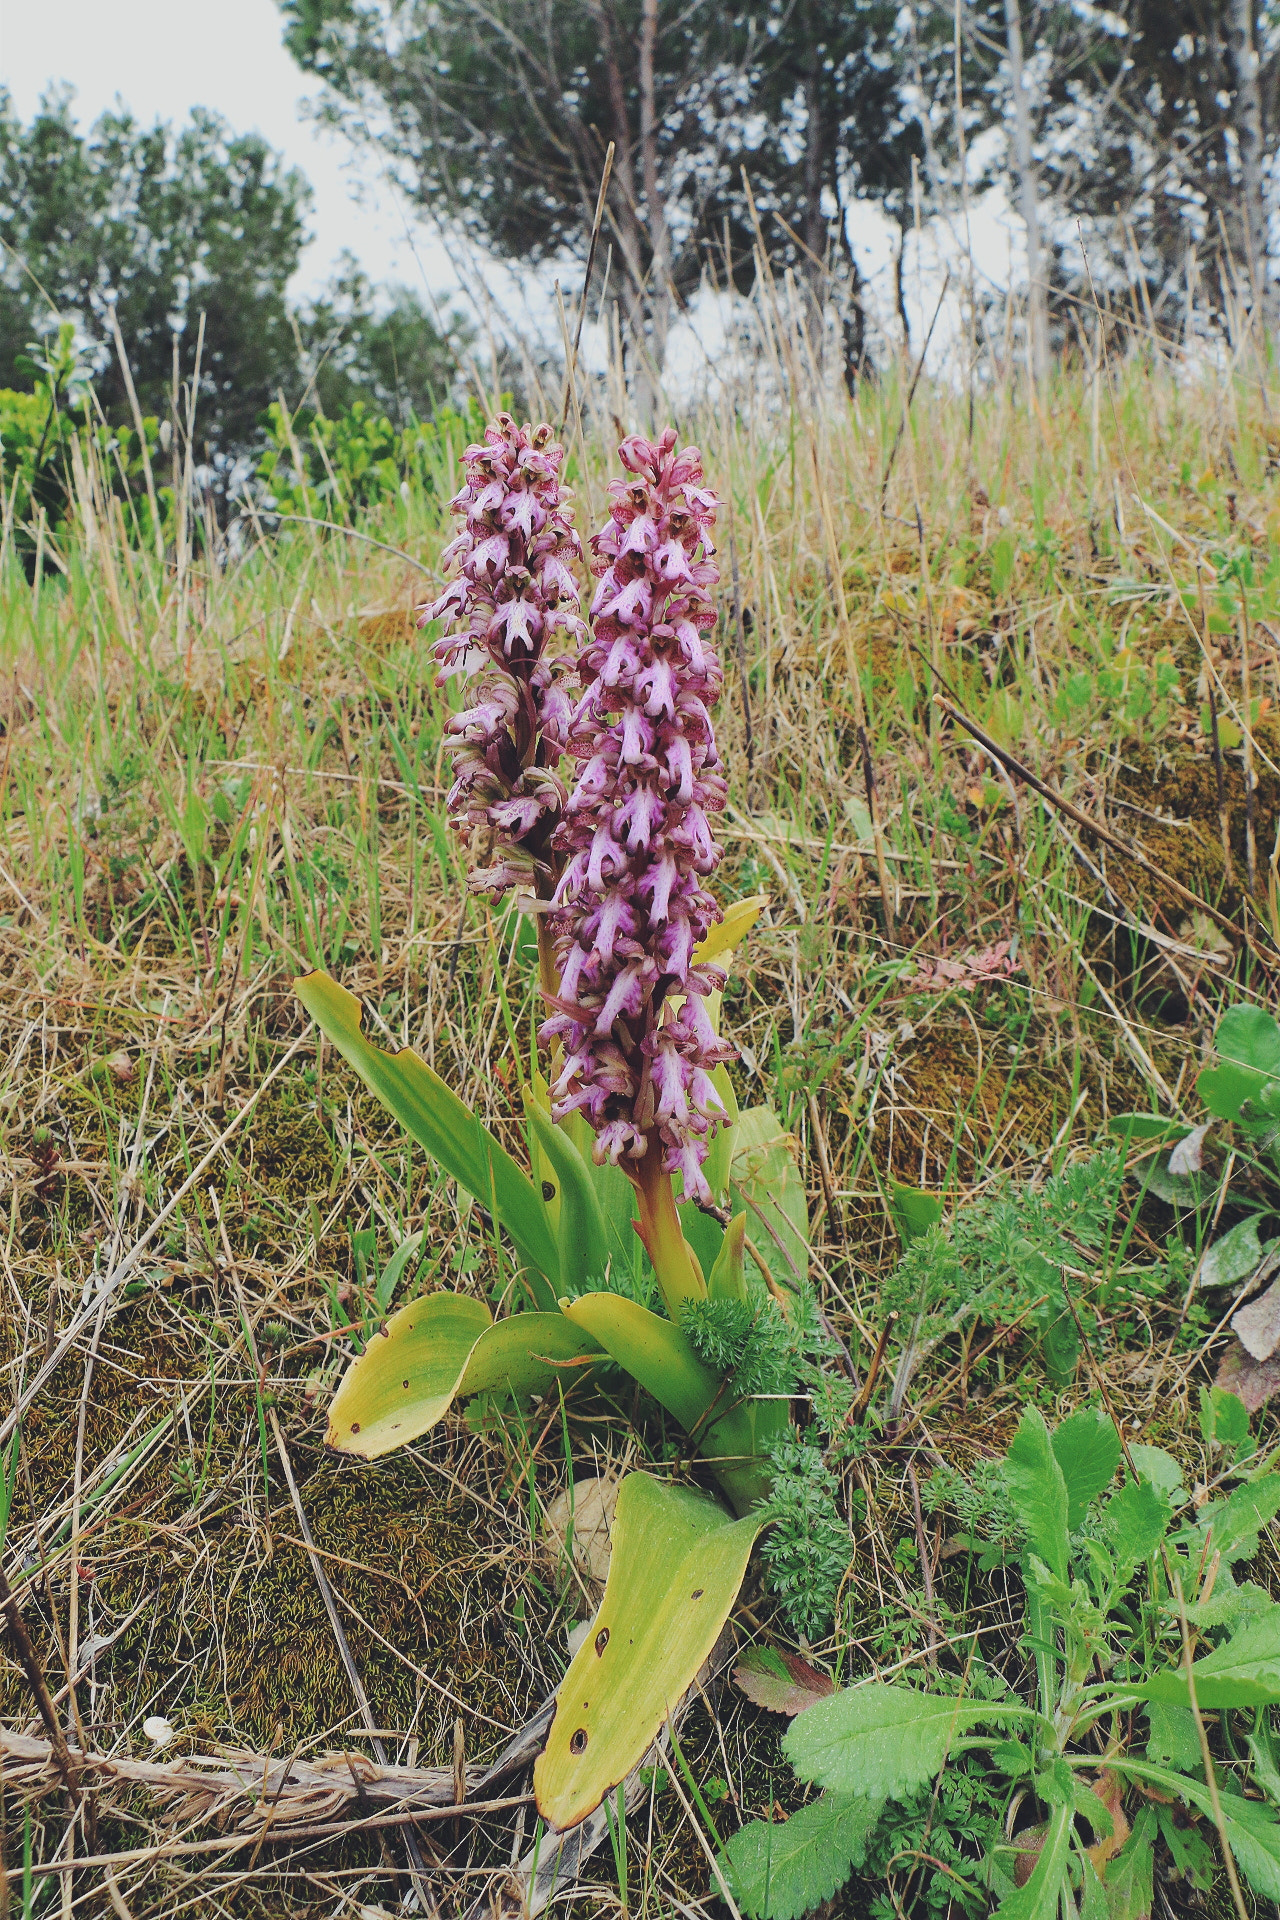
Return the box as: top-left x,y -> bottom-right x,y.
783,1682 -> 1003,1800
1130,1605 -> 1280,1709
708,1214 -> 749,1303
296,973 -> 559,1301
525,1096 -> 623,1293
534,1472 -> 761,1827
1006,1405 -> 1069,1582
694,893 -> 769,969
326,1295 -> 600,1456
721,1793 -> 883,1920
1051,1407 -> 1120,1528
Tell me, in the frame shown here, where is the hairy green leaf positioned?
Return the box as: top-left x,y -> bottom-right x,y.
1218,1792 -> 1280,1900
1051,1407 -> 1120,1527
1193,1473 -> 1280,1563
1131,1605 -> 1280,1708
721,1793 -> 883,1920
1198,1216 -> 1268,1290
1103,1477 -> 1172,1575
1006,1405 -> 1069,1581
783,1682 -> 1000,1799
994,1802 -> 1074,1920
1102,1808 -> 1157,1920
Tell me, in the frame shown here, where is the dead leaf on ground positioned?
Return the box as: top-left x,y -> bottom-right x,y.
733,1646 -> 834,1716
1216,1338 -> 1280,1413
1231,1276 -> 1280,1361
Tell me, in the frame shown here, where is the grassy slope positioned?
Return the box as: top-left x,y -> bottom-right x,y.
1,336 -> 1277,1913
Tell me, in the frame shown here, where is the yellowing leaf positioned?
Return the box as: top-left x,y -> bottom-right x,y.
534,1472 -> 761,1826
327,1291 -> 491,1455
326,1293 -> 600,1457
693,893 -> 768,968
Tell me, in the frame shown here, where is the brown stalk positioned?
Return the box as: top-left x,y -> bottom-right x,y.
0,1564 -> 91,1834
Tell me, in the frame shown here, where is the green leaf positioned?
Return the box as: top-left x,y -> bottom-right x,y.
1102,1808 -> 1156,1920
1218,1791 -> 1280,1900
295,973 -> 559,1300
993,1802 -> 1073,1920
1154,1802 -> 1216,1888
524,1096 -> 618,1293
730,1107 -> 809,1292
1194,1473 -> 1280,1562
721,1794 -> 883,1920
1106,1114 -> 1191,1143
1131,1605 -> 1280,1708
783,1682 -> 1002,1799
1103,1477 -> 1172,1575
702,1064 -> 740,1205
1006,1406 -> 1069,1581
708,1213 -> 748,1303
326,1294 -> 601,1456
1200,1385 -> 1252,1453
1144,1702 -> 1201,1774
562,1293 -> 778,1513
1198,1216 -> 1268,1290
534,1472 -> 761,1827
1051,1408 -> 1121,1527
1127,1445 -> 1185,1503
373,1230 -> 425,1312
891,1183 -> 945,1245
1198,1006 -> 1280,1121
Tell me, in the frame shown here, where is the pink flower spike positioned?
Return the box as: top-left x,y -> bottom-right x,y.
418,413 -> 583,900
541,433 -> 733,1200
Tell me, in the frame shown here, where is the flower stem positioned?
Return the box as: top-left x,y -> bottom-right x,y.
632,1153 -> 706,1318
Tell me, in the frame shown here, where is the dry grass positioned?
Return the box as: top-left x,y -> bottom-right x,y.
1,296 -> 1278,1916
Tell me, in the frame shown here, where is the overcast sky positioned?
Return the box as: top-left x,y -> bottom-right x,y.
1,0 -> 433,297
0,0 -> 1019,380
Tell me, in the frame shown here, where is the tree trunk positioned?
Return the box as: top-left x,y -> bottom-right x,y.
835,184 -> 870,393
800,4 -> 827,340
1002,0 -> 1050,389
1225,0 -> 1272,331
637,0 -> 672,412
588,0 -> 655,407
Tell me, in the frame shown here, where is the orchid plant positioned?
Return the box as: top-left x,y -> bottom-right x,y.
294,417 -> 834,1827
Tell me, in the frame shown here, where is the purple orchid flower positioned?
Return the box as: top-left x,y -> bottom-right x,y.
420,413 -> 583,903
542,430 -> 734,1213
